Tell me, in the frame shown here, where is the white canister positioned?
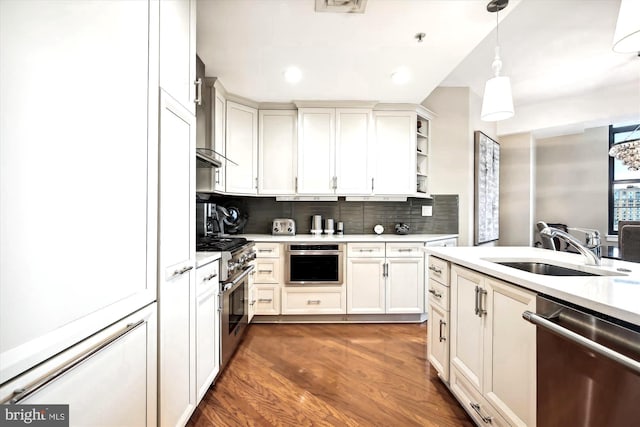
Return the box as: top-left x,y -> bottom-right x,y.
312,215 -> 322,231
325,218 -> 334,233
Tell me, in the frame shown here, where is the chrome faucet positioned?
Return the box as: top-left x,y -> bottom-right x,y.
537,222 -> 601,266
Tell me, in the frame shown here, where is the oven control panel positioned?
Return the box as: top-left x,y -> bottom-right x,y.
272,218 -> 295,236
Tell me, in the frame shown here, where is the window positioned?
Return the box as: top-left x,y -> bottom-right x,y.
609,123 -> 640,234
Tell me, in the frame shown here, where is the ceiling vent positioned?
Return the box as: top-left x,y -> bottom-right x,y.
315,0 -> 367,13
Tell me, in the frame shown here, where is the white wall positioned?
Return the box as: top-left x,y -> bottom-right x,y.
422,87 -> 496,246
535,126 -> 609,238
499,132 -> 535,246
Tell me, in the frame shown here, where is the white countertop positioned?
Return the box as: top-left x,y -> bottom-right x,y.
239,233 -> 458,243
196,252 -> 221,268
423,246 -> 640,326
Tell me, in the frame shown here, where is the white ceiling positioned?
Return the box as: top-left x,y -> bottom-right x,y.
197,0 -> 639,129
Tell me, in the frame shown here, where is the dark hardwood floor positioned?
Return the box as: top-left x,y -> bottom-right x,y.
187,323 -> 473,426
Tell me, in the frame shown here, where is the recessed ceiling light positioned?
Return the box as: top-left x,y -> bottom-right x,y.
284,66 -> 302,84
391,68 -> 411,85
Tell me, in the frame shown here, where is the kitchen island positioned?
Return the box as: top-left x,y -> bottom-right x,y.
422,245 -> 640,325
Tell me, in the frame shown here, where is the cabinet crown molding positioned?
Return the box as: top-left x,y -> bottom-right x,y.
294,100 -> 378,109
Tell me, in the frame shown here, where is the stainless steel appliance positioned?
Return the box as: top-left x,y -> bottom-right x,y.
285,243 -> 344,285
272,218 -> 295,236
523,295 -> 640,427
197,237 -> 255,369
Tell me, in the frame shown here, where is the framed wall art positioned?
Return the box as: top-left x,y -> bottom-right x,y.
474,131 -> 500,245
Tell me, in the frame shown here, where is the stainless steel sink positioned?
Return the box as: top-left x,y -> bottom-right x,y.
496,261 -> 598,276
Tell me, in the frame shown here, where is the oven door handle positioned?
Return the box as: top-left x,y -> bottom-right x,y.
222,265 -> 255,292
287,250 -> 342,256
522,310 -> 640,375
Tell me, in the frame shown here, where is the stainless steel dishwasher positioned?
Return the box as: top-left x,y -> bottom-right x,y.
523,295 -> 640,426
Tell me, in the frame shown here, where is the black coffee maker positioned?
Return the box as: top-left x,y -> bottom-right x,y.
196,202 -> 247,238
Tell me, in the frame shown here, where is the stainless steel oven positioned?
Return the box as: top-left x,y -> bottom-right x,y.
220,263 -> 253,370
285,243 -> 344,285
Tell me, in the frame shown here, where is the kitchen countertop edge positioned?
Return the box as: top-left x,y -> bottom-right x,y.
239,233 -> 458,242
196,252 -> 221,268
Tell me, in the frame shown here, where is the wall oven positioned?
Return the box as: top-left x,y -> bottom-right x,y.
285,243 -> 344,285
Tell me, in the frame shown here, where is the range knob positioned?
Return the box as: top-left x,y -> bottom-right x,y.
287,227 -> 293,232
273,226 -> 280,233
239,254 -> 247,263
228,262 -> 237,273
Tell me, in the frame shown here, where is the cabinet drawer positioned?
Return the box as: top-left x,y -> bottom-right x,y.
386,242 -> 423,257
254,258 -> 281,284
347,242 -> 385,258
195,260 -> 219,296
255,242 -> 281,258
428,256 -> 449,285
450,366 -> 509,427
254,285 -> 280,315
427,279 -> 449,311
282,286 -> 346,314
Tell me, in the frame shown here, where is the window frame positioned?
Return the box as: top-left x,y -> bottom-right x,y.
608,123 -> 640,235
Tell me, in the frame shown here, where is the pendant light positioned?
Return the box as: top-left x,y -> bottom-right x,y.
609,124 -> 640,171
612,0 -> 640,53
481,0 -> 514,122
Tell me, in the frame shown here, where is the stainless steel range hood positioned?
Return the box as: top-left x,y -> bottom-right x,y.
196,148 -> 222,169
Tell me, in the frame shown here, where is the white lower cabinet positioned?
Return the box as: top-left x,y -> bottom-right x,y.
450,264 -> 536,427
346,242 -> 424,314
195,260 -> 220,403
0,304 -> 157,427
253,243 -> 282,316
428,298 -> 449,382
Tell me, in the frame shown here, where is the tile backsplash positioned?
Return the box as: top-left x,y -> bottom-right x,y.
197,194 -> 459,235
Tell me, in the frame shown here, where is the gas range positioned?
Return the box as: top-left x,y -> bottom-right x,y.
196,236 -> 255,283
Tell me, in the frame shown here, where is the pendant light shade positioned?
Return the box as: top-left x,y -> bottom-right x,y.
612,0 -> 640,53
481,0 -> 514,122
481,75 -> 514,121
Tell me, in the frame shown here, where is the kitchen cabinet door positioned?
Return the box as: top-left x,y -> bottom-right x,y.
255,285 -> 281,315
347,258 -> 386,314
259,110 -> 297,194
160,0 -> 196,114
386,257 -> 424,313
427,301 -> 449,382
373,111 -> 416,195
226,101 -> 258,194
0,0 -> 158,383
0,305 -> 157,427
158,93 -> 196,427
335,109 -> 372,195
450,265 -> 485,393
196,286 -> 220,403
483,278 -> 536,427
297,108 -> 336,194
212,90 -> 227,192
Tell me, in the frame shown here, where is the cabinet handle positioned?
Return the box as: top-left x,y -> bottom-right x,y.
307,299 -> 321,305
258,269 -> 273,274
358,249 -> 375,252
249,299 -> 256,306
428,265 -> 442,274
474,286 -> 480,316
428,289 -> 442,299
383,263 -> 389,278
258,249 -> 273,253
438,319 -> 446,342
398,248 -> 413,252
204,272 -> 218,282
470,403 -> 493,424
258,298 -> 272,303
475,286 -> 487,317
3,319 -> 145,404
255,177 -> 258,189
371,177 -> 374,192
215,168 -> 220,185
194,78 -> 202,105
173,265 -> 193,277
295,176 -> 298,192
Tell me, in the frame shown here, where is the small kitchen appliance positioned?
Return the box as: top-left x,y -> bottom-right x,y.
272,218 -> 296,236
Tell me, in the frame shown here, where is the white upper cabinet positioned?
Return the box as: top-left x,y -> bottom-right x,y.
335,109 -> 373,195
226,101 -> 258,195
0,0 -> 158,383
297,108 -> 336,194
259,110 -> 297,195
212,88 -> 227,192
160,0 -> 196,114
373,111 -> 417,195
